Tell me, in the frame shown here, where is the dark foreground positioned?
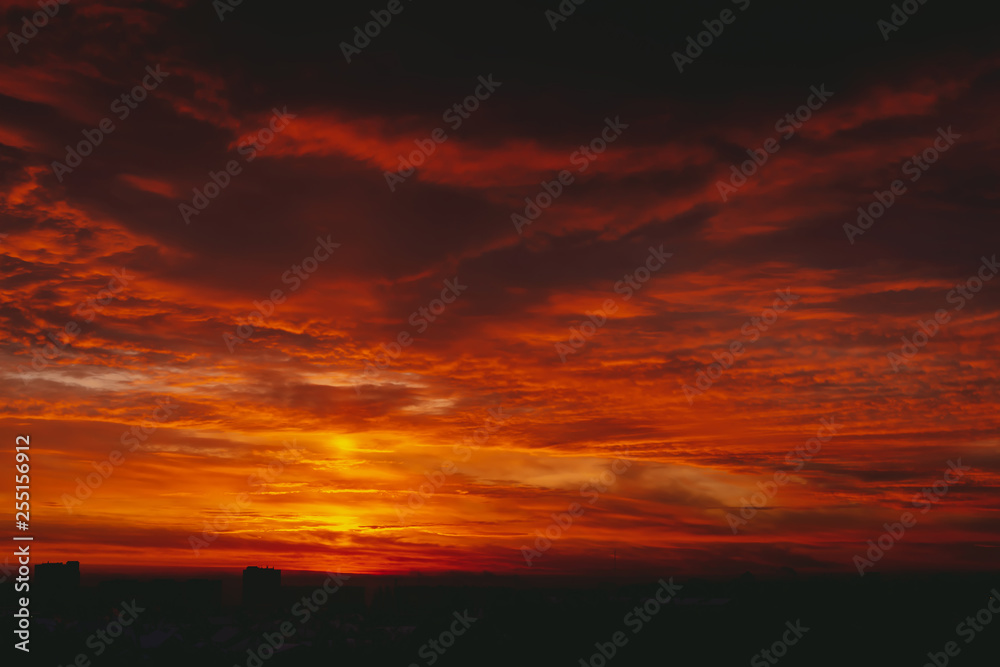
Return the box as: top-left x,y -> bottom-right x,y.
5,571 -> 999,666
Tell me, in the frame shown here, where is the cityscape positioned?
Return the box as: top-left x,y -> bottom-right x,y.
3,0 -> 999,664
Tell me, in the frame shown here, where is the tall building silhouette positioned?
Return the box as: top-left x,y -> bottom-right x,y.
35,561 -> 80,608
35,560 -> 80,588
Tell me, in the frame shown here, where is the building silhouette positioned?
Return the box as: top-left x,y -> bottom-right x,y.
242,566 -> 281,606
97,577 -> 223,613
34,561 -> 81,609
35,560 -> 80,589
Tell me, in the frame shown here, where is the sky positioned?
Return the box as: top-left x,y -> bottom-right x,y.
1,0 -> 998,577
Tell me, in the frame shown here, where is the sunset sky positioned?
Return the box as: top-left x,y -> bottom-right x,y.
2,0 -> 998,577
